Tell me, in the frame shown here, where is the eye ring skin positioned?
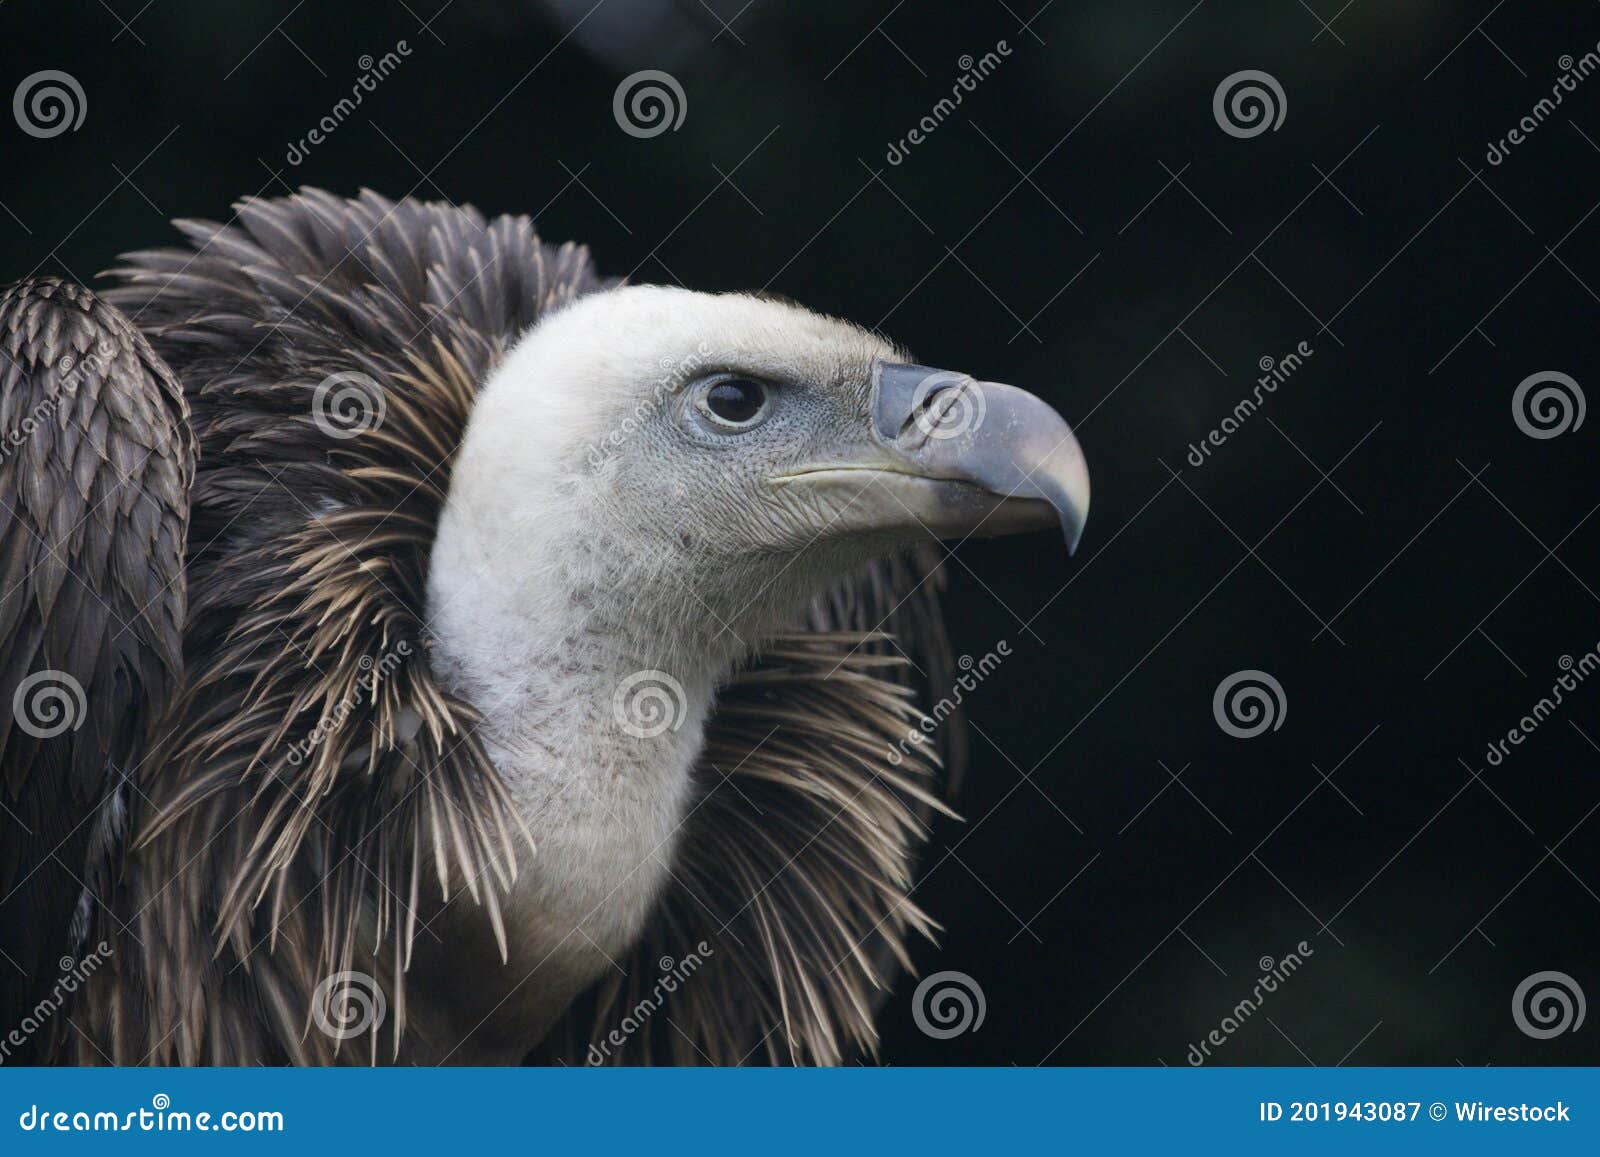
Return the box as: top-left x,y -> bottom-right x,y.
693,374 -> 773,432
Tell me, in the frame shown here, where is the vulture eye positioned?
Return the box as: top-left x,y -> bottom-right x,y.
700,377 -> 769,428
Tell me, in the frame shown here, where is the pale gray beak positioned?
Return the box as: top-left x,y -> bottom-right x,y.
870,362 -> 1090,552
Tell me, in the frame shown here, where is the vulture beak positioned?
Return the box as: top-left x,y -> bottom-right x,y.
774,362 -> 1090,553
870,362 -> 1090,552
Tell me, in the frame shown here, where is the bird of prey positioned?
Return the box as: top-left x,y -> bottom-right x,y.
0,189 -> 1087,1065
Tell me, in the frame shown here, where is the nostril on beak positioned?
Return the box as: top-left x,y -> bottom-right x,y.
901,379 -> 971,444
902,386 -> 948,438
872,362 -> 978,444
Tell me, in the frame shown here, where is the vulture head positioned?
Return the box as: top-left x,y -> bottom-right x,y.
425,284 -> 1088,1058
434,285 -> 1087,660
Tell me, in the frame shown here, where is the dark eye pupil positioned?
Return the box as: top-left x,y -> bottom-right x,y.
706,379 -> 765,424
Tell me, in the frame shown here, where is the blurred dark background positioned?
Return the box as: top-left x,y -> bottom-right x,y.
2,0 -> 1597,1065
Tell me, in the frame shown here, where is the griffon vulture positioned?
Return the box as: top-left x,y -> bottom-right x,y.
0,189 -> 1087,1065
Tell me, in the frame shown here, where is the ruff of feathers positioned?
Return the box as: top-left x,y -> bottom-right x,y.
27,189 -> 959,1065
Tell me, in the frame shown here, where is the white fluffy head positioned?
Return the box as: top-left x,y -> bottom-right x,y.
420,287 -> 917,1005
431,285 -> 909,665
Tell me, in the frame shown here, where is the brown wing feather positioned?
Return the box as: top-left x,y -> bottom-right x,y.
0,278 -> 192,1060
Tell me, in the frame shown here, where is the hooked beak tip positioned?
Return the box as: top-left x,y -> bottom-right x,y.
1064,517 -> 1085,556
